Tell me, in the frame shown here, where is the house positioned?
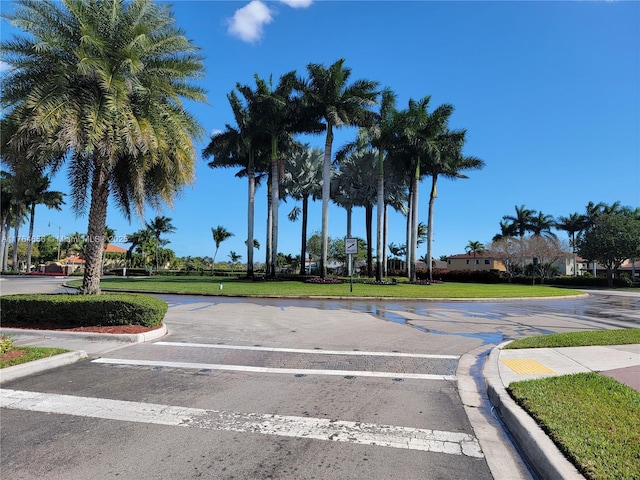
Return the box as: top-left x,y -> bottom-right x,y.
446,253 -> 506,272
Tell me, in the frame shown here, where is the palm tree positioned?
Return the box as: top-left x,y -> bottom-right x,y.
101,225 -> 116,272
503,205 -> 536,239
282,145 -> 324,275
0,171 -> 15,271
556,212 -> 587,276
302,58 -> 379,277
126,228 -> 154,269
503,205 -> 537,271
146,216 -> 176,272
24,175 -> 65,272
252,73 -> 321,278
422,127 -> 484,282
228,251 -> 242,273
530,212 -> 557,239
465,241 -> 485,270
2,0 -> 206,294
338,88 -> 398,281
493,219 -> 517,242
387,96 -> 432,281
337,148 -> 379,276
203,86 -> 269,279
211,226 -> 234,274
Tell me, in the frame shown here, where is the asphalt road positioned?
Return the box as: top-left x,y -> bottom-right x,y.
2,277 -> 639,480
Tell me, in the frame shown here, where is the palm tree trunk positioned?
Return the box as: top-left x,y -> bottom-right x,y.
81,163 -> 109,295
410,162 -> 420,282
26,203 -> 36,272
405,185 -> 413,279
346,205 -> 352,277
427,175 -> 437,282
12,205 -> 22,271
247,151 -> 255,278
383,204 -> 389,277
365,204 -> 373,276
1,219 -> 11,270
0,218 -> 7,272
320,124 -> 334,278
299,194 -> 309,275
266,177 -> 272,277
270,135 -> 279,278
376,151 -> 384,281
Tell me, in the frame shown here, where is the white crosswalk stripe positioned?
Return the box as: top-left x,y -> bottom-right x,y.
92,357 -> 457,381
0,388 -> 483,458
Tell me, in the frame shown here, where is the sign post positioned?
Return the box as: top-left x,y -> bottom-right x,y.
345,238 -> 358,293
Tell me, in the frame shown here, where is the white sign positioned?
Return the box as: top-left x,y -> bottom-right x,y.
345,238 -> 358,255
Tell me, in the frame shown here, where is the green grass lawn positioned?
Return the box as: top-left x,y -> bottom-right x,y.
506,329 -> 640,480
67,276 -> 585,299
0,346 -> 70,368
509,373 -> 640,480
504,328 -> 640,349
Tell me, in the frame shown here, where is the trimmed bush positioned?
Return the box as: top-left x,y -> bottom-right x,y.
0,334 -> 14,355
0,293 -> 168,329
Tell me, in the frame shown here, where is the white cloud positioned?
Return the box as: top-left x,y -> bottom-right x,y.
0,60 -> 11,72
280,0 -> 313,8
227,1 -> 273,43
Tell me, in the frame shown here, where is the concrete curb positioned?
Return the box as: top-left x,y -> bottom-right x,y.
485,342 -> 585,480
1,350 -> 88,384
1,323 -> 168,344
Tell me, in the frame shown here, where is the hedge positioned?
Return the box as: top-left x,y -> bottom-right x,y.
0,293 -> 168,329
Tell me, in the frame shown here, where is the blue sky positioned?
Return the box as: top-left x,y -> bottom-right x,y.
2,0 -> 639,263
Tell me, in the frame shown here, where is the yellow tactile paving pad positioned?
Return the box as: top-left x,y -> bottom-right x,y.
500,359 -> 556,375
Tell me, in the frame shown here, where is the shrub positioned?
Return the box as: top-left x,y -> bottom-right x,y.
304,277 -> 343,284
0,293 -> 168,329
0,334 -> 14,355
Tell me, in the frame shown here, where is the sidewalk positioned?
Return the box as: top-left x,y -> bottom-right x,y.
0,326 -> 167,384
485,342 -> 640,480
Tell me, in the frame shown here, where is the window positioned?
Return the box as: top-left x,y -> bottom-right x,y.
476,259 -> 480,265
485,259 -> 490,265
466,260 -> 469,264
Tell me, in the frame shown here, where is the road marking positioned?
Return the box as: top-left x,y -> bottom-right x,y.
501,359 -> 556,375
154,342 -> 460,359
0,389 -> 482,458
91,358 -> 457,381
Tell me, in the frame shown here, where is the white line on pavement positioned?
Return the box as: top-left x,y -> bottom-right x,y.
153,342 -> 460,359
0,389 -> 482,458
91,358 -> 457,381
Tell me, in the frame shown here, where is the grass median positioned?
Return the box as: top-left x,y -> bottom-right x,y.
67,276 -> 584,299
506,329 -> 640,480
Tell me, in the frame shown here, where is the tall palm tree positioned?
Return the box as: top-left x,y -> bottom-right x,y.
302,58 -> 379,277
387,96 -> 432,281
503,205 -> 537,271
556,212 -> 587,276
211,226 -> 234,274
422,127 -> 484,282
0,171 -> 15,271
203,87 -> 269,279
503,205 -> 536,239
146,216 -> 176,272
338,88 -> 398,280
282,145 -> 324,275
530,212 -> 557,239
252,73 -> 321,278
465,241 -> 485,270
2,0 -> 206,294
492,219 -> 517,242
